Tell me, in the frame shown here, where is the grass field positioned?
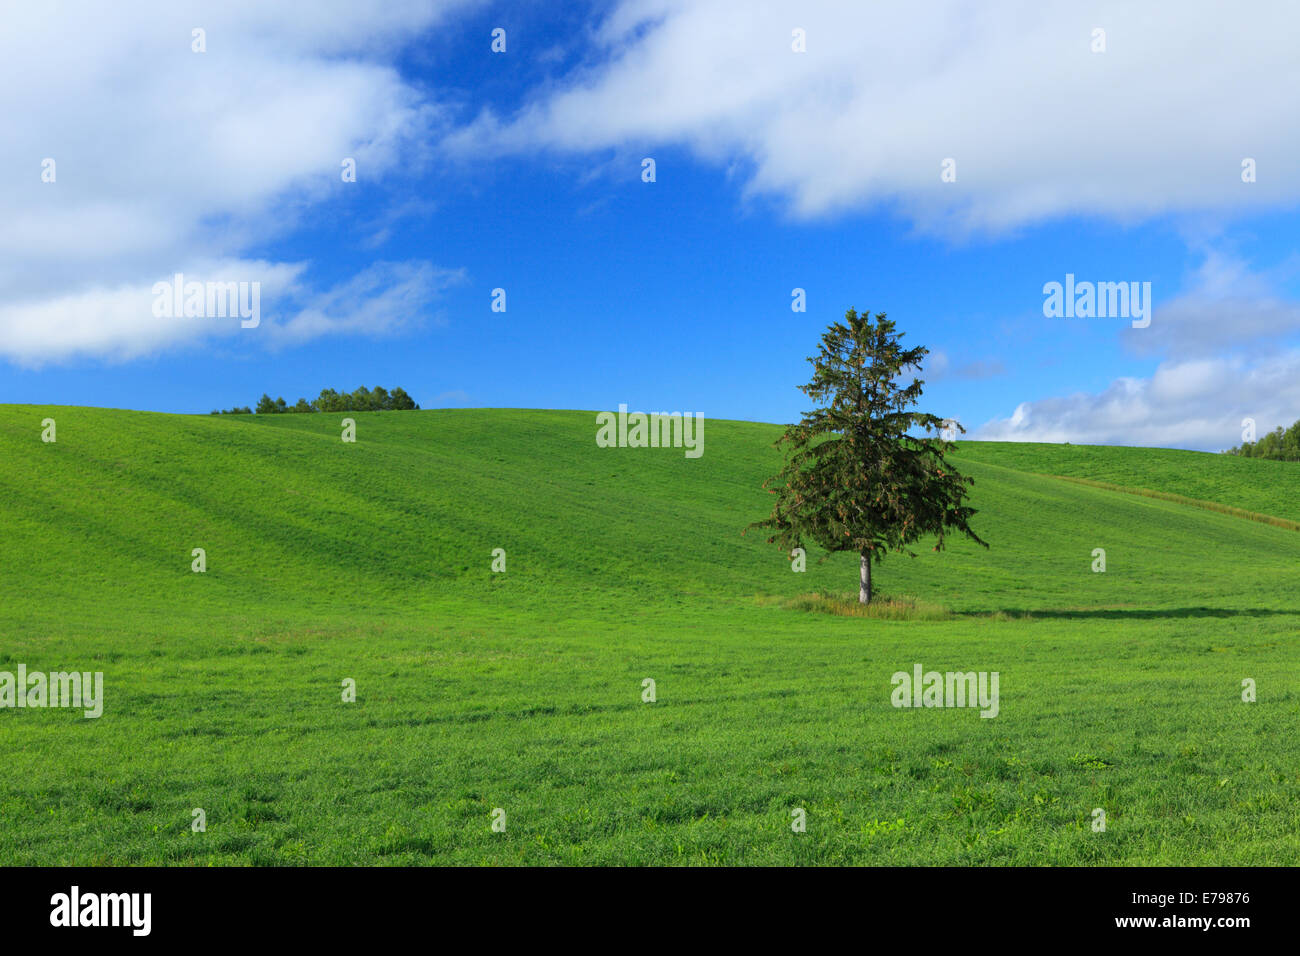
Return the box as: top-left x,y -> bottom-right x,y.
960,441 -> 1300,524
1,405 -> 1297,865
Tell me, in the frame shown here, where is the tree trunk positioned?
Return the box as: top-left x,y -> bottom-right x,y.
859,550 -> 872,604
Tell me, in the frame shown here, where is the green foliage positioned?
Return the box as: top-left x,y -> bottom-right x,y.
750,309 -> 986,597
1226,420 -> 1300,460
389,387 -> 417,411
256,394 -> 288,415
243,386 -> 421,414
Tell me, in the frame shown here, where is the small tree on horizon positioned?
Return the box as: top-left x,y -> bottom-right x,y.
241,386 -> 421,414
748,308 -> 987,604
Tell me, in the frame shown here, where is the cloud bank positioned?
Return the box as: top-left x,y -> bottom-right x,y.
449,0 -> 1300,232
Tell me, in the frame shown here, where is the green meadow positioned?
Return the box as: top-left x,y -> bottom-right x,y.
0,405 -> 1296,865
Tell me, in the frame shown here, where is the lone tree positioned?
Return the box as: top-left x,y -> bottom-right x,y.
749,309 -> 987,604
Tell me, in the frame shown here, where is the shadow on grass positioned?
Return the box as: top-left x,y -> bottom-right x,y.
960,606 -> 1299,621
762,592 -> 1299,622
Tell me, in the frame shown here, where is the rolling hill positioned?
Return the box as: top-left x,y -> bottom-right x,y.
0,405 -> 1296,865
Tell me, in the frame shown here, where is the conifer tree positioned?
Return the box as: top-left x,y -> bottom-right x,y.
749,309 -> 987,603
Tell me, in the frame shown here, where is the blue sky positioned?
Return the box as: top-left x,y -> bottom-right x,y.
3,1 -> 1299,450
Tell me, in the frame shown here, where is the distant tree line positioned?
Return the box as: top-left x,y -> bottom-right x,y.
1225,419 -> 1300,460
209,386 -> 419,416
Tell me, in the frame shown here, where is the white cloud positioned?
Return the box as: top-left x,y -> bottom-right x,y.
977,247 -> 1300,447
925,350 -> 1006,382
270,262 -> 466,347
448,0 -> 1300,232
1121,250 -> 1300,358
0,0 -> 476,364
0,260 -> 464,367
979,249 -> 1300,448
0,260 -> 300,366
976,352 -> 1300,450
